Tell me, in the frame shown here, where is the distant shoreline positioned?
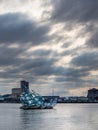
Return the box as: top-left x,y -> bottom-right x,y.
0,102 -> 98,104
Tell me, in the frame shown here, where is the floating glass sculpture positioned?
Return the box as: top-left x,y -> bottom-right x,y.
20,84 -> 57,109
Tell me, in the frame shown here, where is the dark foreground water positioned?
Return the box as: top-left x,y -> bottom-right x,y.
0,103 -> 98,130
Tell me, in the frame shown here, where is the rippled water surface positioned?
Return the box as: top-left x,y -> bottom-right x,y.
0,103 -> 98,130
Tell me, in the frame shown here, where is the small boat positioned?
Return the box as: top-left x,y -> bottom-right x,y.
20,105 -> 53,110
20,84 -> 57,110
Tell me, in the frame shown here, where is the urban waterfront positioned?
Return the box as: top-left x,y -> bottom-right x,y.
0,103 -> 98,130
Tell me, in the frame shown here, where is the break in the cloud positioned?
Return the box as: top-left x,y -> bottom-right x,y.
0,0 -> 98,96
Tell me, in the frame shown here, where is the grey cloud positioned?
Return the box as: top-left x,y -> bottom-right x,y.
51,0 -> 98,23
86,28 -> 98,48
65,68 -> 89,78
0,13 -> 50,45
71,52 -> 98,70
0,56 -> 57,80
32,63 -> 89,81
51,0 -> 98,49
21,58 -> 60,77
55,67 -> 89,83
55,76 -> 84,84
0,43 -> 59,81
0,44 -> 90,92
21,57 -> 56,70
0,45 -> 27,66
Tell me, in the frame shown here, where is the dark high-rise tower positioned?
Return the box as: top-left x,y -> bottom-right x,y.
20,80 -> 29,92
87,88 -> 98,100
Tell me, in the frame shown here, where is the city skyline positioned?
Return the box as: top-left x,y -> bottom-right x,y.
0,0 -> 98,96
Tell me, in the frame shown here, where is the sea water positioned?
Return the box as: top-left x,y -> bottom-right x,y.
0,103 -> 98,130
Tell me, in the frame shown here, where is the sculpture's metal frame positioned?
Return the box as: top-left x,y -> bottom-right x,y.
20,84 -> 57,109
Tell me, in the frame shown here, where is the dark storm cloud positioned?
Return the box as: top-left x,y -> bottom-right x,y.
0,44 -> 30,67
71,52 -> 98,70
0,55 -> 57,80
35,66 -> 66,76
86,28 -> 98,48
65,67 -> 89,78
21,57 -> 57,71
55,76 -> 83,83
54,67 -> 89,83
31,63 -> 89,83
0,12 -> 52,73
0,13 -> 50,45
51,0 -> 98,49
51,0 -> 98,23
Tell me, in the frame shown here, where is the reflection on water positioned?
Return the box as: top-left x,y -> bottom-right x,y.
0,103 -> 98,130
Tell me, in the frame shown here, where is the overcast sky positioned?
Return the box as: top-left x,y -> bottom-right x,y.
0,0 -> 98,96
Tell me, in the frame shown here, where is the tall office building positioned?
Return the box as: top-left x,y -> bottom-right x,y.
20,80 -> 29,92
87,88 -> 98,100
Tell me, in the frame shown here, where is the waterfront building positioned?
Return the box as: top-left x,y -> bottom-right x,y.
87,88 -> 98,100
12,88 -> 21,98
11,80 -> 29,98
20,80 -> 29,92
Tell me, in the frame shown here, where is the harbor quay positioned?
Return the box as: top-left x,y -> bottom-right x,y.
0,81 -> 98,103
